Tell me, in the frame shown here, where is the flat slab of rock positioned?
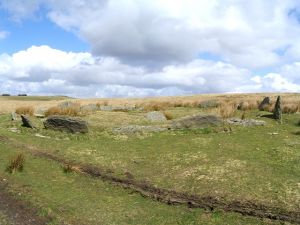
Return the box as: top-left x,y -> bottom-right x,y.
146,111 -> 167,122
44,116 -> 88,133
172,115 -> 221,129
21,115 -> 35,128
227,118 -> 266,126
113,125 -> 167,134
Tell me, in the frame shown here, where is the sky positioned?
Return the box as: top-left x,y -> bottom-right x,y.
0,0 -> 300,97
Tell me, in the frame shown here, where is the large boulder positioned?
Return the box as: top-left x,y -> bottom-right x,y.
21,115 -> 35,128
172,115 -> 221,129
44,116 -> 88,133
273,96 -> 282,121
146,111 -> 167,122
258,97 -> 271,111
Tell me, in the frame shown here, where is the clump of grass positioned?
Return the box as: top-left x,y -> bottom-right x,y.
218,104 -> 236,119
6,153 -> 25,173
62,164 -> 73,173
15,106 -> 34,116
45,105 -> 82,117
163,111 -> 173,120
141,101 -> 171,111
241,112 -> 246,120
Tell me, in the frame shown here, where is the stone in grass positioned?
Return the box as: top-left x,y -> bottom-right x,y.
273,96 -> 282,121
146,111 -> 167,122
172,115 -> 221,129
44,116 -> 89,133
258,97 -> 271,111
21,115 -> 35,128
11,112 -> 17,121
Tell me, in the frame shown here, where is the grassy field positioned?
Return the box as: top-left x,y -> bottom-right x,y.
0,93 -> 299,224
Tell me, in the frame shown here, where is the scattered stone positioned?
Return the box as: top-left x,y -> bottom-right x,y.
227,118 -> 266,126
113,125 -> 167,134
35,133 -> 50,138
100,105 -> 136,112
198,100 -> 219,108
172,115 -> 221,129
11,112 -> 17,121
8,127 -> 20,133
44,116 -> 89,133
146,111 -> 167,122
258,97 -> 271,111
80,104 -> 99,112
34,113 -> 45,118
273,96 -> 282,121
58,101 -> 78,109
21,115 -> 35,128
268,132 -> 279,135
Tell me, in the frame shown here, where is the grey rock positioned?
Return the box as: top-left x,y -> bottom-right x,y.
113,125 -> 167,134
34,113 -> 45,118
44,116 -> 89,133
273,96 -> 282,121
58,101 -> 78,109
198,100 -> 219,108
100,105 -> 136,112
80,104 -> 99,112
146,111 -> 167,122
258,97 -> 271,111
21,115 -> 35,128
172,114 -> 221,129
227,118 -> 266,126
11,112 -> 17,121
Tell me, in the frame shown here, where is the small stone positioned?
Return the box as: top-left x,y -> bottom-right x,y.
146,111 -> 167,122
11,112 -> 17,121
21,115 -> 35,128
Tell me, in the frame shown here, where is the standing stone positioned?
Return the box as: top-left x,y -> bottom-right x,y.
273,96 -> 282,121
258,97 -> 271,111
11,112 -> 17,121
21,115 -> 35,128
44,116 -> 89,133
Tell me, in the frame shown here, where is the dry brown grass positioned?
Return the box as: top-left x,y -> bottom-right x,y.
6,153 -> 25,173
163,111 -> 174,120
45,105 -> 82,117
15,106 -> 34,116
218,104 -> 236,119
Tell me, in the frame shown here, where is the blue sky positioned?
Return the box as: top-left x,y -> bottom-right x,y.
0,0 -> 300,97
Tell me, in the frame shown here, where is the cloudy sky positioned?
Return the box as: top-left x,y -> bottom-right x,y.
0,0 -> 300,97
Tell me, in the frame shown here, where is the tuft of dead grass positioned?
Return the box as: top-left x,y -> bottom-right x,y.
163,111 -> 174,120
6,153 -> 25,173
218,104 -> 236,119
45,105 -> 82,117
15,106 -> 34,116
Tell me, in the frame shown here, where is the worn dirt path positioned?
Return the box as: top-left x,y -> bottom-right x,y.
0,179 -> 51,225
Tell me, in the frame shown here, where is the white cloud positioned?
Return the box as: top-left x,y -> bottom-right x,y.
2,0 -> 300,68
0,45 -> 254,97
1,45 -> 300,97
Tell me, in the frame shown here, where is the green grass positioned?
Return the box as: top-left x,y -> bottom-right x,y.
0,106 -> 299,224
0,143 -> 270,225
0,211 -> 13,225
